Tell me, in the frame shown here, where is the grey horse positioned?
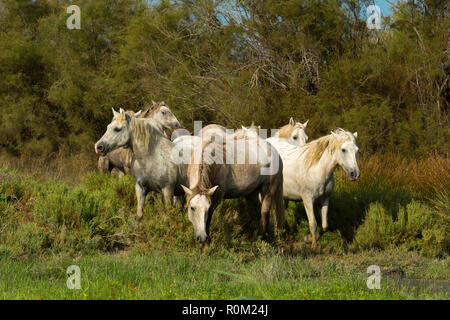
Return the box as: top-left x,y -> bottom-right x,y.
95,108 -> 188,221
181,127 -> 285,243
98,101 -> 181,177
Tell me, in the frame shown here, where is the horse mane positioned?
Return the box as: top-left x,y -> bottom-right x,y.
129,116 -> 166,150
231,123 -> 260,140
301,128 -> 355,169
138,108 -> 152,118
189,135 -> 224,201
139,101 -> 167,118
278,122 -> 304,138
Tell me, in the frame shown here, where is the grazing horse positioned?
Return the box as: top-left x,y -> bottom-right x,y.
274,117 -> 309,147
181,127 -> 285,243
95,108 -> 188,221
268,129 -> 360,248
98,101 -> 181,176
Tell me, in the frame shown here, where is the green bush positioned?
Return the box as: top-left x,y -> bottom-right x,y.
0,167 -> 447,258
354,201 -> 448,256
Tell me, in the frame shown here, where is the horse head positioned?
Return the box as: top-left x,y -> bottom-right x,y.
95,108 -> 132,155
148,101 -> 181,130
181,184 -> 219,243
278,117 -> 309,147
332,129 -> 360,181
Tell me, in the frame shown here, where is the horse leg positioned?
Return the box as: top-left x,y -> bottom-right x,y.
98,156 -> 110,174
273,182 -> 285,233
319,198 -> 329,236
111,167 -> 125,178
259,192 -> 272,236
162,187 -> 174,206
303,197 -> 319,249
136,182 -> 148,223
245,188 -> 262,215
123,165 -> 131,175
173,195 -> 184,208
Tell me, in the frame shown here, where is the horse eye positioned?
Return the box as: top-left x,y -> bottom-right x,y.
190,206 -> 195,211
114,127 -> 122,132
342,148 -> 346,153
293,136 -> 297,140
161,111 -> 166,115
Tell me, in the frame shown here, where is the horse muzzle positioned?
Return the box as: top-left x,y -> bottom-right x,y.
173,120 -> 182,130
348,169 -> 360,181
195,233 -> 209,243
95,141 -> 109,155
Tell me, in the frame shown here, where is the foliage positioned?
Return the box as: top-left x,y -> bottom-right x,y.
0,0 -> 448,157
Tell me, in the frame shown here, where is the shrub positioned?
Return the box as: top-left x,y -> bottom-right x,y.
353,201 -> 448,256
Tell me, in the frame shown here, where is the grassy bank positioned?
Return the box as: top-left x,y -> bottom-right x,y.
0,153 -> 448,299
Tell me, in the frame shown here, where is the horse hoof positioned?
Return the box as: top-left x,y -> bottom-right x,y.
134,217 -> 142,229
304,234 -> 321,243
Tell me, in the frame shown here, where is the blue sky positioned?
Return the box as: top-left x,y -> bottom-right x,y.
375,0 -> 398,16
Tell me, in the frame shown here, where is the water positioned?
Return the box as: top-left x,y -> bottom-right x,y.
385,277 -> 449,295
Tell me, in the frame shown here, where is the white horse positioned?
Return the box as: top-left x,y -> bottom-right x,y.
274,117 -> 309,147
268,128 -> 360,248
240,118 -> 308,148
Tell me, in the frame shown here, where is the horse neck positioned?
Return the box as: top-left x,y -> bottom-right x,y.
302,136 -> 339,181
129,118 -> 168,160
190,140 -> 218,190
316,148 -> 339,180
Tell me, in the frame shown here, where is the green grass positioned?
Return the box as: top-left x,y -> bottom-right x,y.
0,249 -> 448,299
0,164 -> 448,299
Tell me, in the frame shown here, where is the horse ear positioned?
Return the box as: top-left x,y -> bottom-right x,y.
140,108 -> 151,118
151,100 -> 157,105
112,108 -> 119,117
303,120 -> 309,128
119,108 -> 125,115
207,185 -> 219,196
289,117 -> 295,126
181,185 -> 193,195
242,125 -> 247,130
353,132 -> 358,138
134,110 -> 142,117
